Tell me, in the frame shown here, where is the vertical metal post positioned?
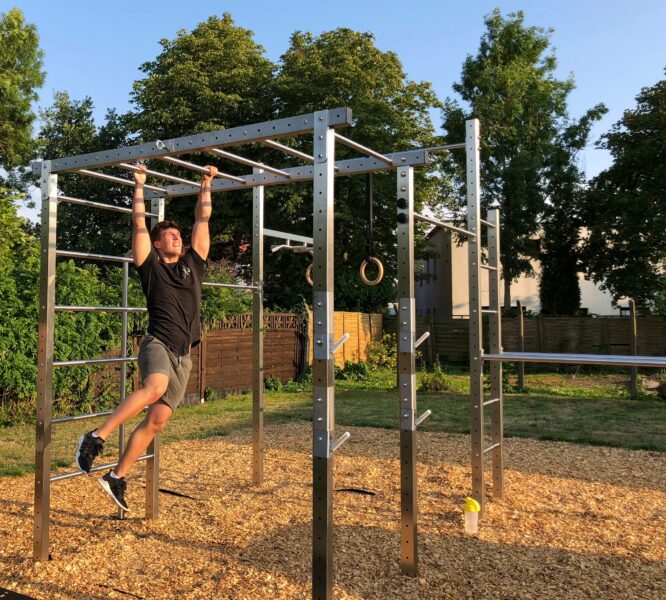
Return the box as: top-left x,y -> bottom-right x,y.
488,208 -> 504,499
311,111 -> 336,600
34,163 -> 57,561
466,119 -> 485,513
145,197 -> 164,519
517,300 -> 525,388
629,299 -> 637,398
396,166 -> 418,576
118,259 -> 129,519
252,169 -> 265,486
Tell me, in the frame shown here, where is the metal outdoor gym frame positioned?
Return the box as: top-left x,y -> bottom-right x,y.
33,107 -> 481,599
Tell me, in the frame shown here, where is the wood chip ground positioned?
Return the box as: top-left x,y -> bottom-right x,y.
1,422 -> 664,599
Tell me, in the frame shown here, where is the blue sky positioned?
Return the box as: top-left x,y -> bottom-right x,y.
9,0 -> 666,217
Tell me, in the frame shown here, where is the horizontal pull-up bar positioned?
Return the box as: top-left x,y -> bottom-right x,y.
76,169 -> 167,194
264,228 -> 314,246
57,195 -> 158,217
54,356 -> 137,368
413,213 -> 476,237
482,351 -> 666,368
56,249 -> 134,264
55,305 -> 147,313
202,282 -> 259,291
422,142 -> 466,152
158,155 -> 248,185
209,148 -> 291,178
118,163 -> 199,188
334,133 -> 393,165
271,244 -> 313,254
261,139 -> 314,162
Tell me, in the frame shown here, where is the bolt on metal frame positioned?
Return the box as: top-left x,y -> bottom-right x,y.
33,107 -> 471,598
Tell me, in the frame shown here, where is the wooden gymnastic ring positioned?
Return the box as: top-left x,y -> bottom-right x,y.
305,263 -> 314,287
359,257 -> 384,286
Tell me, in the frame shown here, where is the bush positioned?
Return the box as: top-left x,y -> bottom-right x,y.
367,334 -> 397,370
418,361 -> 451,392
264,376 -> 282,392
335,361 -> 370,381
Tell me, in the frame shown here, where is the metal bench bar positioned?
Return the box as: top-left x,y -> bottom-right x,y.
482,352 -> 666,368
483,398 -> 501,407
118,162 -> 199,188
50,454 -> 154,482
54,356 -> 137,367
480,219 -> 496,229
413,213 -> 476,237
202,281 -> 259,290
264,228 -> 313,245
334,132 -> 393,164
261,139 -> 314,162
52,410 -> 113,424
57,195 -> 158,217
159,155 -> 247,185
209,148 -> 291,178
76,169 -> 167,194
483,442 -> 501,454
56,249 -> 133,263
481,264 -> 497,271
55,305 -> 147,313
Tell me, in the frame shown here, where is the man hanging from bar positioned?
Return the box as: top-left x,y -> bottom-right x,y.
73,162 -> 217,511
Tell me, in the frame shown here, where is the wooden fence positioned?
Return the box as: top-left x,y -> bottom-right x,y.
385,315 -> 666,365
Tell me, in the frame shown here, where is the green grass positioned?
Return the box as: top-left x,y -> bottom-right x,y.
1,369 -> 664,479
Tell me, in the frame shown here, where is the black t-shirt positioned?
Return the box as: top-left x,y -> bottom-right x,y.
137,247 -> 205,356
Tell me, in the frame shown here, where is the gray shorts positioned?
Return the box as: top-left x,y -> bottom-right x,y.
138,335 -> 193,412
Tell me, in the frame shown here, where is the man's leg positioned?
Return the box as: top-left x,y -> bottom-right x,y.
113,401 -> 173,478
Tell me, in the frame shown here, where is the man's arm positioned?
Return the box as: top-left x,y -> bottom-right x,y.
191,165 -> 217,260
132,165 -> 152,267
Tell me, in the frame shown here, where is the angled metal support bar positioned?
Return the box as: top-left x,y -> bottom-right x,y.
76,169 -> 167,194
118,162 -> 199,188
158,155 -> 247,185
52,410 -> 113,424
202,281 -> 258,290
480,218 -> 497,229
415,332 -> 430,348
331,432 -> 351,453
271,244 -> 312,254
55,305 -> 147,313
54,356 -> 137,368
56,249 -> 134,264
57,195 -> 158,217
481,264 -> 497,272
331,333 -> 349,354
484,443 -> 501,454
334,133 -> 393,164
209,148 -> 290,178
482,352 -> 666,368
261,139 -> 314,162
415,410 -> 432,427
147,149 -> 430,198
264,228 -> 313,246
49,453 -> 153,483
40,108 -> 352,174
483,398 -> 500,407
423,142 -> 466,152
414,213 -> 476,237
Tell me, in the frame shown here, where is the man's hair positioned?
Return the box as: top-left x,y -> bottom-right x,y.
150,220 -> 181,244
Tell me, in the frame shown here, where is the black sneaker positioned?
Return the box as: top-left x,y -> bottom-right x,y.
74,430 -> 104,474
98,471 -> 130,512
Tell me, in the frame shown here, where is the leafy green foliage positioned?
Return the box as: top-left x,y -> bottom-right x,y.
580,71 -> 666,307
335,361 -> 370,381
0,8 -> 45,170
366,333 -> 397,370
417,361 -> 451,392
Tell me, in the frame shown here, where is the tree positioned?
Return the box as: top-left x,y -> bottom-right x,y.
580,72 -> 666,307
0,7 -> 45,172
539,105 -> 606,315
442,10 -> 593,309
268,28 -> 446,311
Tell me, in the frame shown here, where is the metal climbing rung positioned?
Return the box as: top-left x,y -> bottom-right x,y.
481,264 -> 497,271
480,218 -> 496,229
332,333 -> 350,354
483,443 -> 501,454
331,432 -> 351,453
414,332 -> 430,349
483,398 -> 500,407
50,453 -> 154,482
415,410 -> 432,427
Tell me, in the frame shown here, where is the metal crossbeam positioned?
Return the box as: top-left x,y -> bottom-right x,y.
414,213 -> 476,237
483,352 -> 666,368
159,156 -> 247,184
118,162 -> 199,188
334,132 -> 393,164
209,148 -> 291,178
76,169 -> 167,193
264,228 -> 313,245
36,108 -> 352,174
57,195 -> 158,217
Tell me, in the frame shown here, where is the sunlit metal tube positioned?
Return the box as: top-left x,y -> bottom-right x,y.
415,332 -> 430,348
202,281 -> 258,290
49,454 -> 153,482
334,133 -> 393,165
332,333 -> 350,354
209,148 -> 290,178
159,156 -> 247,184
413,213 -> 476,237
76,169 -> 167,193
52,410 -> 113,424
261,139 -> 314,162
415,410 -> 432,427
331,432 -> 351,453
480,219 -> 497,229
57,195 -> 158,217
482,352 -> 666,368
264,228 -> 313,245
118,163 -> 199,188
56,249 -> 133,263
54,356 -> 138,367
423,142 -> 466,152
55,305 -> 147,313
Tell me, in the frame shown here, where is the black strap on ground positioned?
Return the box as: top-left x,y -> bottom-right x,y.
365,172 -> 373,261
